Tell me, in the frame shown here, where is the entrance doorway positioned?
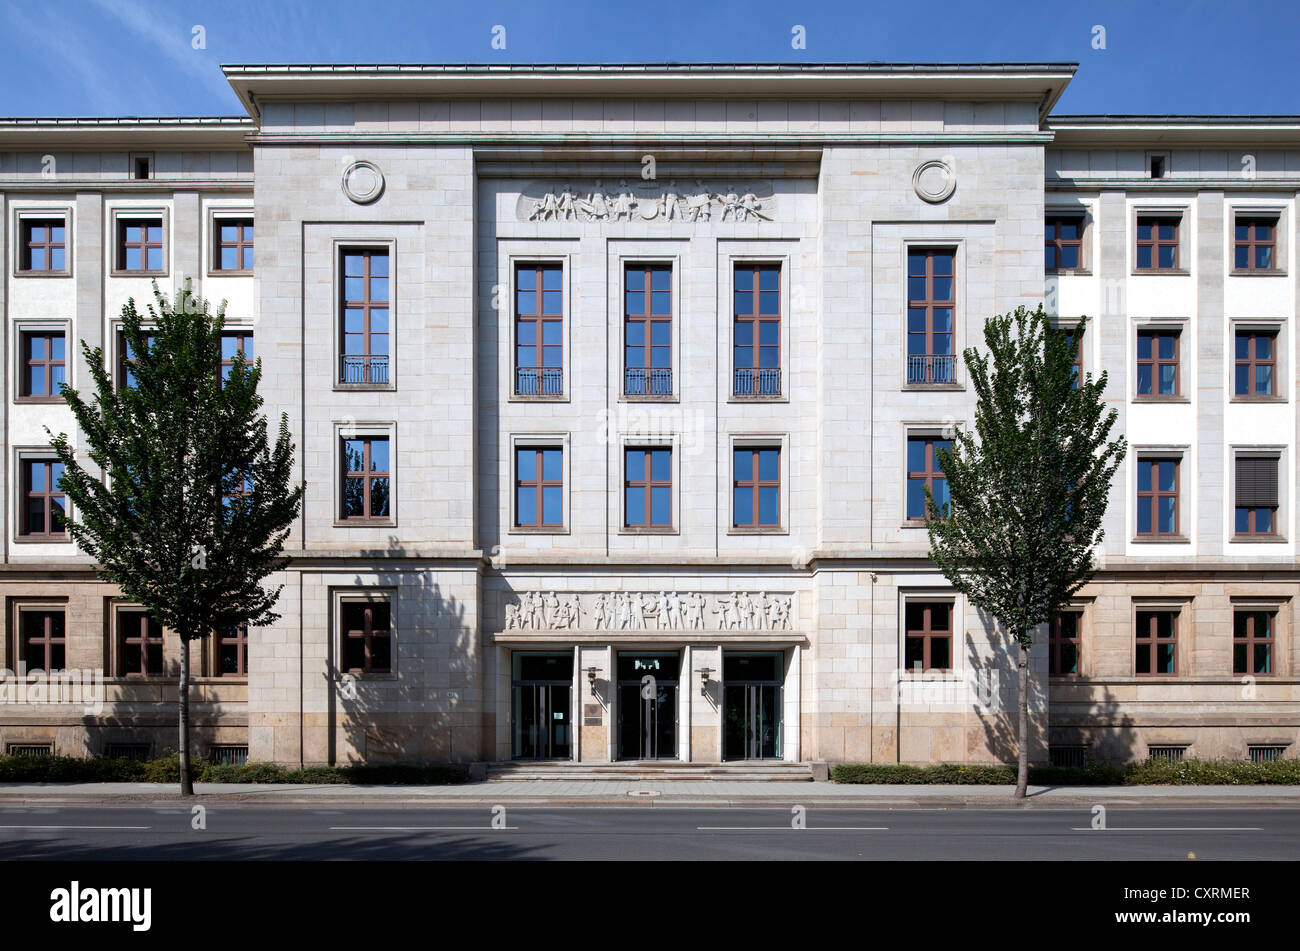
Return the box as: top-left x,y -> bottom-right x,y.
723,651 -> 783,760
617,651 -> 679,760
512,652 -> 572,760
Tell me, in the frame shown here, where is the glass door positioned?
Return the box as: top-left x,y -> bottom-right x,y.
616,651 -> 680,760
512,652 -> 573,760
723,651 -> 784,760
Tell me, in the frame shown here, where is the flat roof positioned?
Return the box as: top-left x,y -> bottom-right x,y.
0,116 -> 253,149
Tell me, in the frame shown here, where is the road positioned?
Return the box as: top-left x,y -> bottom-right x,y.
0,805 -> 1295,860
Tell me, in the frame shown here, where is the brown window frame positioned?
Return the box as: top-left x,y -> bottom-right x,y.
19,608 -> 66,673
1135,215 -> 1180,271
218,330 -> 253,384
20,331 -> 67,399
1049,611 -> 1082,677
214,218 -> 254,273
1233,610 -> 1274,676
1234,330 -> 1277,398
623,262 -> 673,397
514,262 -> 564,396
116,217 -> 164,274
1234,216 -> 1278,273
1136,457 -> 1181,537
115,329 -> 157,390
118,610 -> 164,678
904,601 -> 954,672
1235,456 -> 1279,537
340,436 -> 391,522
906,436 -> 950,522
1045,215 -> 1085,272
624,446 -> 673,529
906,248 -> 957,385
341,600 -> 391,675
732,263 -> 782,397
339,248 -> 390,386
1136,329 -> 1181,397
514,446 -> 564,529
1135,610 -> 1178,676
20,459 -> 67,538
216,623 -> 249,677
19,218 -> 67,273
732,446 -> 781,529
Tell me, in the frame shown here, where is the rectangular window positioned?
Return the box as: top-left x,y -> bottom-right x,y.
1135,610 -> 1177,675
1234,217 -> 1277,272
1233,610 -> 1273,675
906,436 -> 951,521
217,623 -> 248,676
515,263 -> 563,396
1249,746 -> 1285,763
1136,329 -> 1180,396
1136,458 -> 1180,536
733,447 -> 780,528
19,218 -> 67,272
219,331 -> 253,384
904,601 -> 952,671
117,331 -> 156,390
1136,216 -> 1180,270
341,600 -> 391,674
20,332 -> 66,398
1234,331 -> 1276,397
116,217 -> 164,273
624,263 -> 672,396
624,447 -> 672,528
20,609 -> 65,673
1235,457 -> 1278,536
340,249 -> 389,385
1148,745 -> 1185,762
733,263 -> 781,396
515,446 -> 563,529
20,459 -> 67,537
340,436 -> 391,521
1050,611 -> 1082,676
1045,215 -> 1083,271
906,249 -> 956,384
214,218 -> 254,272
1049,746 -> 1088,768
118,610 -> 164,677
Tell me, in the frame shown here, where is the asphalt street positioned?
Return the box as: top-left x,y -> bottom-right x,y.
0,805 -> 1294,860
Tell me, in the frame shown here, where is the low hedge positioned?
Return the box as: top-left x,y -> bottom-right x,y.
831,759 -> 1300,786
0,754 -> 468,785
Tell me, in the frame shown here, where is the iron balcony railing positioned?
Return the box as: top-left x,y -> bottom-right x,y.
516,366 -> 564,396
907,354 -> 957,385
340,354 -> 389,385
733,367 -> 781,396
624,367 -> 673,396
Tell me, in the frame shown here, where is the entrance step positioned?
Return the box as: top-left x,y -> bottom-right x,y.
485,761 -> 814,782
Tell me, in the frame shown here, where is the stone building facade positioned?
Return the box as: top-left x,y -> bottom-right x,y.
0,64 -> 1296,768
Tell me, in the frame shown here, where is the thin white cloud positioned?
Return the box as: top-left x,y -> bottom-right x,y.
3,2 -> 123,114
85,0 -> 233,105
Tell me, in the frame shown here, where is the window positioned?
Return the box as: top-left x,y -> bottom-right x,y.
1052,326 -> 1083,388
222,469 -> 254,515
118,610 -> 164,677
1234,217 -> 1277,272
7,744 -> 52,757
340,436 -> 390,521
733,447 -> 780,528
1235,457 -> 1278,536
19,218 -> 66,272
209,745 -> 248,765
1233,610 -> 1273,675
1234,330 -> 1276,397
906,436 -> 951,521
906,249 -> 956,384
1045,215 -> 1084,271
20,609 -> 65,673
1136,216 -> 1179,270
1148,746 -> 1185,762
515,263 -> 562,396
105,743 -> 150,760
214,218 -> 253,272
1049,746 -> 1088,768
219,331 -> 253,384
116,330 -> 156,389
1136,458 -> 1180,536
20,332 -> 66,398
217,623 -> 248,676
340,249 -> 389,385
624,264 -> 672,396
1148,155 -> 1166,179
116,217 -> 164,273
733,263 -> 781,396
131,154 -> 152,180
20,459 -> 66,537
1050,611 -> 1081,676
1249,746 -> 1285,763
341,599 -> 391,674
515,446 -> 563,529
1136,329 -> 1180,396
904,601 -> 952,671
1135,610 -> 1177,675
624,447 -> 672,528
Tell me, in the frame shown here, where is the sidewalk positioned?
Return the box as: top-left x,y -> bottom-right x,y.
2,780 -> 1300,807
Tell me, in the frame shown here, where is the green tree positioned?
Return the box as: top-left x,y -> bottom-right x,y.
924,306 -> 1126,799
48,282 -> 303,796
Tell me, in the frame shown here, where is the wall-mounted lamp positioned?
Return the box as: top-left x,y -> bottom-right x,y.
699,667 -> 714,691
586,666 -> 598,689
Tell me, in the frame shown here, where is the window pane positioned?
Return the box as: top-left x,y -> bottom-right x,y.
1255,643 -> 1272,674
932,277 -> 953,300
1158,364 -> 1176,394
930,637 -> 950,670
369,477 -> 390,517
1157,497 -> 1176,533
734,267 -> 753,291
650,486 -> 670,524
541,449 -> 562,482
517,487 -> 536,525
542,486 -> 562,524
517,449 -> 536,482
1136,246 -> 1152,269
1136,365 -> 1153,394
1157,245 -> 1176,268
758,268 -> 780,291
1257,246 -> 1273,269
733,487 -> 751,526
1156,642 -> 1174,674
758,449 -> 779,482
625,488 -> 644,525
1157,335 -> 1176,360
368,440 -> 389,472
1060,246 -> 1079,269
1235,246 -> 1249,269
651,450 -> 671,481
906,478 -> 926,519
1158,461 -> 1176,491
1257,365 -> 1273,395
759,486 -> 779,524
625,450 -> 644,482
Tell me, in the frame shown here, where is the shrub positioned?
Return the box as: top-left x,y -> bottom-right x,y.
831,758 -> 1300,785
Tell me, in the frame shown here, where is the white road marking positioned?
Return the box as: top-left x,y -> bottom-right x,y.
697,826 -> 888,831
0,824 -> 152,830
329,825 -> 518,831
1069,827 -> 1263,832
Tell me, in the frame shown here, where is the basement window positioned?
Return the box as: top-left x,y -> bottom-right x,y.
1148,745 -> 1186,762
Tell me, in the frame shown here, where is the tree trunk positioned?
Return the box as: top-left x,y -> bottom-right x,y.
1015,636 -> 1029,800
178,636 -> 194,797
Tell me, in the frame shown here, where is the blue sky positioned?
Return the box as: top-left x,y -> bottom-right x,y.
0,0 -> 1293,117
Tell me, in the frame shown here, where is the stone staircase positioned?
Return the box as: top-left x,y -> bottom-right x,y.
485,760 -> 815,782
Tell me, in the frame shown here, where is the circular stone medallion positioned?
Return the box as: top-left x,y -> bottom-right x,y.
341,160 -> 385,204
912,159 -> 956,203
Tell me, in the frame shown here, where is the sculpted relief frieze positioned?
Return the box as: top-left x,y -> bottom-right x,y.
515,180 -> 775,224
501,590 -> 796,633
